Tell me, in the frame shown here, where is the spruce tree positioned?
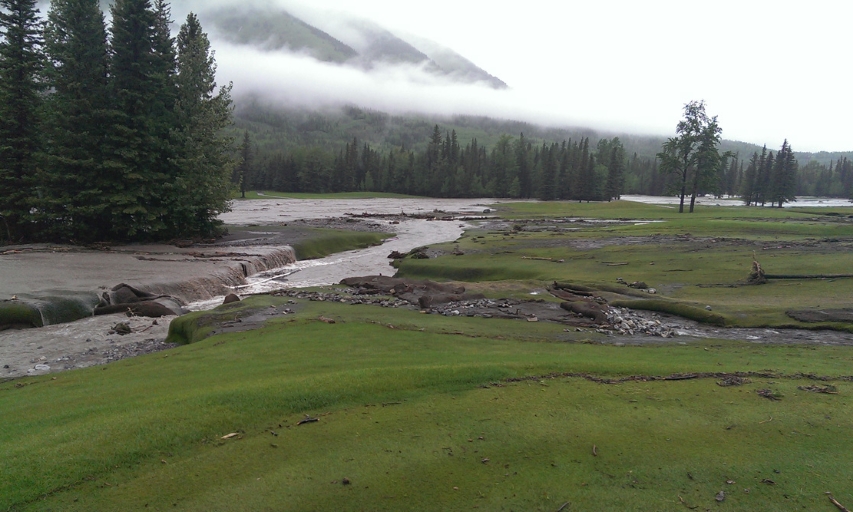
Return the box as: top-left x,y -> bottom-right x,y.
741,152 -> 759,205
605,138 -> 626,201
172,11 -> 233,235
0,0 -> 42,242
770,140 -> 797,207
235,131 -> 252,198
106,0 -> 170,239
42,0 -> 110,241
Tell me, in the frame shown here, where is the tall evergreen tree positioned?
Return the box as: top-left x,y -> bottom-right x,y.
172,11 -> 233,235
0,0 -> 42,241
769,140 -> 797,207
605,138 -> 626,201
42,0 -> 111,241
148,0 -> 180,229
741,152 -> 759,205
235,130 -> 252,198
106,0 -> 169,238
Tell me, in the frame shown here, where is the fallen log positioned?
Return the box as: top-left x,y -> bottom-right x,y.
828,493 -> 851,512
765,274 -> 853,279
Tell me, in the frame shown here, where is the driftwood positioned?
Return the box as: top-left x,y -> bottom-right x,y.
560,301 -> 609,324
766,274 -> 853,280
828,493 -> 851,512
747,254 -> 767,284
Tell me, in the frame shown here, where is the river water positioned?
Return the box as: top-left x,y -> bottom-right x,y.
1,198 -> 503,378
189,197 -> 505,308
623,195 -> 853,208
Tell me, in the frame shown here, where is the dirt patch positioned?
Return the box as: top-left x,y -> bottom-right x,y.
0,314 -> 176,381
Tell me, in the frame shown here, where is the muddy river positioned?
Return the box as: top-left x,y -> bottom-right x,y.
3,197 -> 851,380
0,198 -> 503,378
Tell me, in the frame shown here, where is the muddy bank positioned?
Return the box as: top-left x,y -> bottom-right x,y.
1,198 -> 499,378
1,315 -> 176,380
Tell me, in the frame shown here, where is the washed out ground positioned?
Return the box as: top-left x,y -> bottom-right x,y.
2,198 -> 853,511
3,299 -> 853,511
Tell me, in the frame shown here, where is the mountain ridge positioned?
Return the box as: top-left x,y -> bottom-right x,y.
200,5 -> 507,89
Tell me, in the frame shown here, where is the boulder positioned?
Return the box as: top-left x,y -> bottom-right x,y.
95,301 -> 176,318
223,293 -> 241,305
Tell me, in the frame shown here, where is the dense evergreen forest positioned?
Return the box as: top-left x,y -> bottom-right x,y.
0,0 -> 233,243
2,2 -> 851,243
237,102 -> 853,204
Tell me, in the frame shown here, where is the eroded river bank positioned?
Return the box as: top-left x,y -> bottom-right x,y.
0,198 -> 500,378
2,197 -> 852,380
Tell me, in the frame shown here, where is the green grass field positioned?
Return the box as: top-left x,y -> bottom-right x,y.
396,200 -> 853,330
3,200 -> 853,511
3,299 -> 853,511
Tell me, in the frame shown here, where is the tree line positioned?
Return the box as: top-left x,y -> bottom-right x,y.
241,101 -> 850,210
0,0 -> 233,243
242,126 -> 629,202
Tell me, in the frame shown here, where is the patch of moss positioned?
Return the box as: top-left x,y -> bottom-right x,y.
291,229 -> 390,260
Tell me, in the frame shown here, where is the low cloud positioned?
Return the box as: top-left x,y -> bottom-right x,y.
214,42 -> 668,137
75,0 -> 850,151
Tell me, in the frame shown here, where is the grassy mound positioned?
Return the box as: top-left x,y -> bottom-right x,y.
0,301 -> 44,329
3,300 -> 853,510
0,292 -> 101,329
291,229 -> 390,260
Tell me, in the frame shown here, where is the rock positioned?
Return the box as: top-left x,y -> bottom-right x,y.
34,364 -> 51,371
113,322 -> 132,335
95,301 -> 176,318
628,281 -> 649,290
106,283 -> 157,305
705,305 -> 712,311
715,490 -> 726,502
223,294 -> 241,305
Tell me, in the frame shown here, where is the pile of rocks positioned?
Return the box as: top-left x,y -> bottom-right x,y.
98,339 -> 179,364
604,307 -> 678,338
271,289 -> 411,309
268,278 -> 680,337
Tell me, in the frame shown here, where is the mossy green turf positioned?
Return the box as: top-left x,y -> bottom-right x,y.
397,200 -> 853,330
289,228 -> 390,260
3,299 -> 853,511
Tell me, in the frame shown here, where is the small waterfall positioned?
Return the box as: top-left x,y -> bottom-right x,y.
135,246 -> 297,304
0,247 -> 298,329
1,291 -> 101,329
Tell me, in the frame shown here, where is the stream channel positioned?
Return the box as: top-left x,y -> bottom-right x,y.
0,198 -> 502,378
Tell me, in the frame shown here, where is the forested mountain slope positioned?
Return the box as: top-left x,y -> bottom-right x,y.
201,5 -> 507,88
233,101 -> 850,166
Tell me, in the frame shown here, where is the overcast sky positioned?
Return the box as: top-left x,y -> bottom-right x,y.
191,0 -> 851,152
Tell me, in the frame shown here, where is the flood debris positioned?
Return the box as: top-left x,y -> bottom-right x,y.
747,252 -> 767,285
798,384 -> 838,394
756,389 -> 783,400
717,375 -> 751,387
827,493 -> 851,512
297,416 -> 319,426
